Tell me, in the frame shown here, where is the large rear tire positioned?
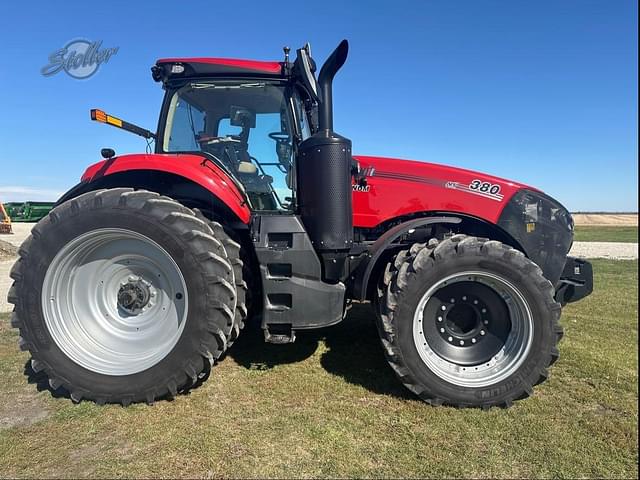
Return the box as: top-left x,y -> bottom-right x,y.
377,235 -> 563,408
193,209 -> 249,348
8,188 -> 237,405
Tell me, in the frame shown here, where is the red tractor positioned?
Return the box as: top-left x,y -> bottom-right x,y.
8,41 -> 592,408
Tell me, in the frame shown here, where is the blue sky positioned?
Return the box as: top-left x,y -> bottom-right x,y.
0,0 -> 637,211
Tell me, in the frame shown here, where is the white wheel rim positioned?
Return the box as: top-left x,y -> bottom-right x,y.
42,228 -> 188,376
412,271 -> 534,388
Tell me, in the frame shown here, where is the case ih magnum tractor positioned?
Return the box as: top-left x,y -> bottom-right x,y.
8,40 -> 592,408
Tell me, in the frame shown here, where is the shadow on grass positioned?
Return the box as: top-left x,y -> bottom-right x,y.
23,358 -> 204,404
228,304 -> 415,400
23,360 -> 71,400
227,318 -> 322,370
22,304 -> 414,402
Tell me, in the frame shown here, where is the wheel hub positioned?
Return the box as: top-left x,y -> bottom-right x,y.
413,271 -> 534,388
445,303 -> 477,335
421,281 -> 512,366
42,228 -> 188,376
117,276 -> 154,315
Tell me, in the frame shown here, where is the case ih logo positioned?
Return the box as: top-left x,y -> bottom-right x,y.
41,39 -> 119,79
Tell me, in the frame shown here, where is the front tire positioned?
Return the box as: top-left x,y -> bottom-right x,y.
378,235 -> 563,408
8,189 -> 237,405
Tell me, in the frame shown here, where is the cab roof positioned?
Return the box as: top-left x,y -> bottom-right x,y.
153,57 -> 285,83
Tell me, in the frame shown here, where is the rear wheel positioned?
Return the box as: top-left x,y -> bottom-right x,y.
193,209 -> 249,348
8,188 -> 236,405
377,235 -> 563,408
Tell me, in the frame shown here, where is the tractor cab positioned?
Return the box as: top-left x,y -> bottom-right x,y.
151,46 -> 322,213
158,80 -> 304,211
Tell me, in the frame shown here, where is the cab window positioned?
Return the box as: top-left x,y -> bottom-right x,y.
163,82 -> 295,211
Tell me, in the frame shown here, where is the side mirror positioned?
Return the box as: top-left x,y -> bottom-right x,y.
229,105 -> 256,128
293,44 -> 319,103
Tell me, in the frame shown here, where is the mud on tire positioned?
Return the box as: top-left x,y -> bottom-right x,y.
8,188 -> 237,405
377,235 -> 563,408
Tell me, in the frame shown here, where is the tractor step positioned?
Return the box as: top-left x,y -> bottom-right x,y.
251,214 -> 345,342
264,324 -> 296,344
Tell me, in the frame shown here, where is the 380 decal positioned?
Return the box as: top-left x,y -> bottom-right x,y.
445,179 -> 504,201
469,180 -> 501,195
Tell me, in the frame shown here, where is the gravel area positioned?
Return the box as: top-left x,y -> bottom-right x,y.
0,260 -> 15,313
0,223 -> 34,248
570,241 -> 638,260
0,240 -> 17,261
0,223 -> 33,312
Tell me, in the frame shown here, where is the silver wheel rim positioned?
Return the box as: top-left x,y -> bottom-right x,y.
42,228 -> 188,376
412,271 -> 533,388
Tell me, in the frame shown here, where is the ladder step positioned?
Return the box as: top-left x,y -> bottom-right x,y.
264,324 -> 296,344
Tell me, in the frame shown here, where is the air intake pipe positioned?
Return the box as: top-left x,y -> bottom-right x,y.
297,40 -> 353,283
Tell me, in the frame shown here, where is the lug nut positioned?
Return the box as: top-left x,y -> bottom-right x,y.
471,338 -> 477,344
437,316 -> 443,322
473,300 -> 478,305
447,336 -> 453,342
459,340 -> 464,345
480,330 -> 486,336
481,308 -> 487,313
441,305 -> 446,311
450,298 -> 455,303
462,296 -> 467,301
483,320 -> 488,325
440,328 -> 445,333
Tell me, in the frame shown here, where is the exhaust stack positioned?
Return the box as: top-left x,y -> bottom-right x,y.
318,40 -> 349,132
297,40 -> 353,283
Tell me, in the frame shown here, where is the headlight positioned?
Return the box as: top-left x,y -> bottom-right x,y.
498,190 -> 573,284
506,190 -> 573,234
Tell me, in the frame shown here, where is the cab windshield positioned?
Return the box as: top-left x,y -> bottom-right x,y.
162,81 -> 306,211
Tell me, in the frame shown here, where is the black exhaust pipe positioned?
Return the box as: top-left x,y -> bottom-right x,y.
298,40 -> 353,283
318,39 -> 349,132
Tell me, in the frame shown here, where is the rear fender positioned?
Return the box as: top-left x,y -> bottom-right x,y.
59,153 -> 251,224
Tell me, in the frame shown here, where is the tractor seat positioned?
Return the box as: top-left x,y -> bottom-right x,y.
238,161 -> 258,174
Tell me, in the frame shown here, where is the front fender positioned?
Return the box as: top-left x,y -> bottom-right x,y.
72,153 -> 251,223
352,216 -> 462,301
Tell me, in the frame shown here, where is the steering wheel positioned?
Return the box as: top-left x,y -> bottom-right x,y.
197,134 -> 241,145
268,132 -> 290,142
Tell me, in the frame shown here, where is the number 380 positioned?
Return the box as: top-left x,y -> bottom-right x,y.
469,180 -> 501,195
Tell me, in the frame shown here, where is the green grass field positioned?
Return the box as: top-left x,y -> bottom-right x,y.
574,225 -> 638,243
0,259 -> 637,478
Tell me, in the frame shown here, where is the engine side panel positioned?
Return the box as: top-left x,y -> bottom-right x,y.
352,155 -> 537,228
80,153 -> 251,223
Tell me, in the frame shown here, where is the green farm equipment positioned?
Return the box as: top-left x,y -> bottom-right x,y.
3,202 -> 55,222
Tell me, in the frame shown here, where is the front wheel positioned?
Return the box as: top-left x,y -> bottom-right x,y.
8,189 -> 237,405
378,235 -> 563,408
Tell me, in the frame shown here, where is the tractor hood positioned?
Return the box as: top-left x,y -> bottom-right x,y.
351,155 -> 537,228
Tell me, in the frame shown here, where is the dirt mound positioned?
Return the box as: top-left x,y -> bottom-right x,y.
0,239 -> 18,260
